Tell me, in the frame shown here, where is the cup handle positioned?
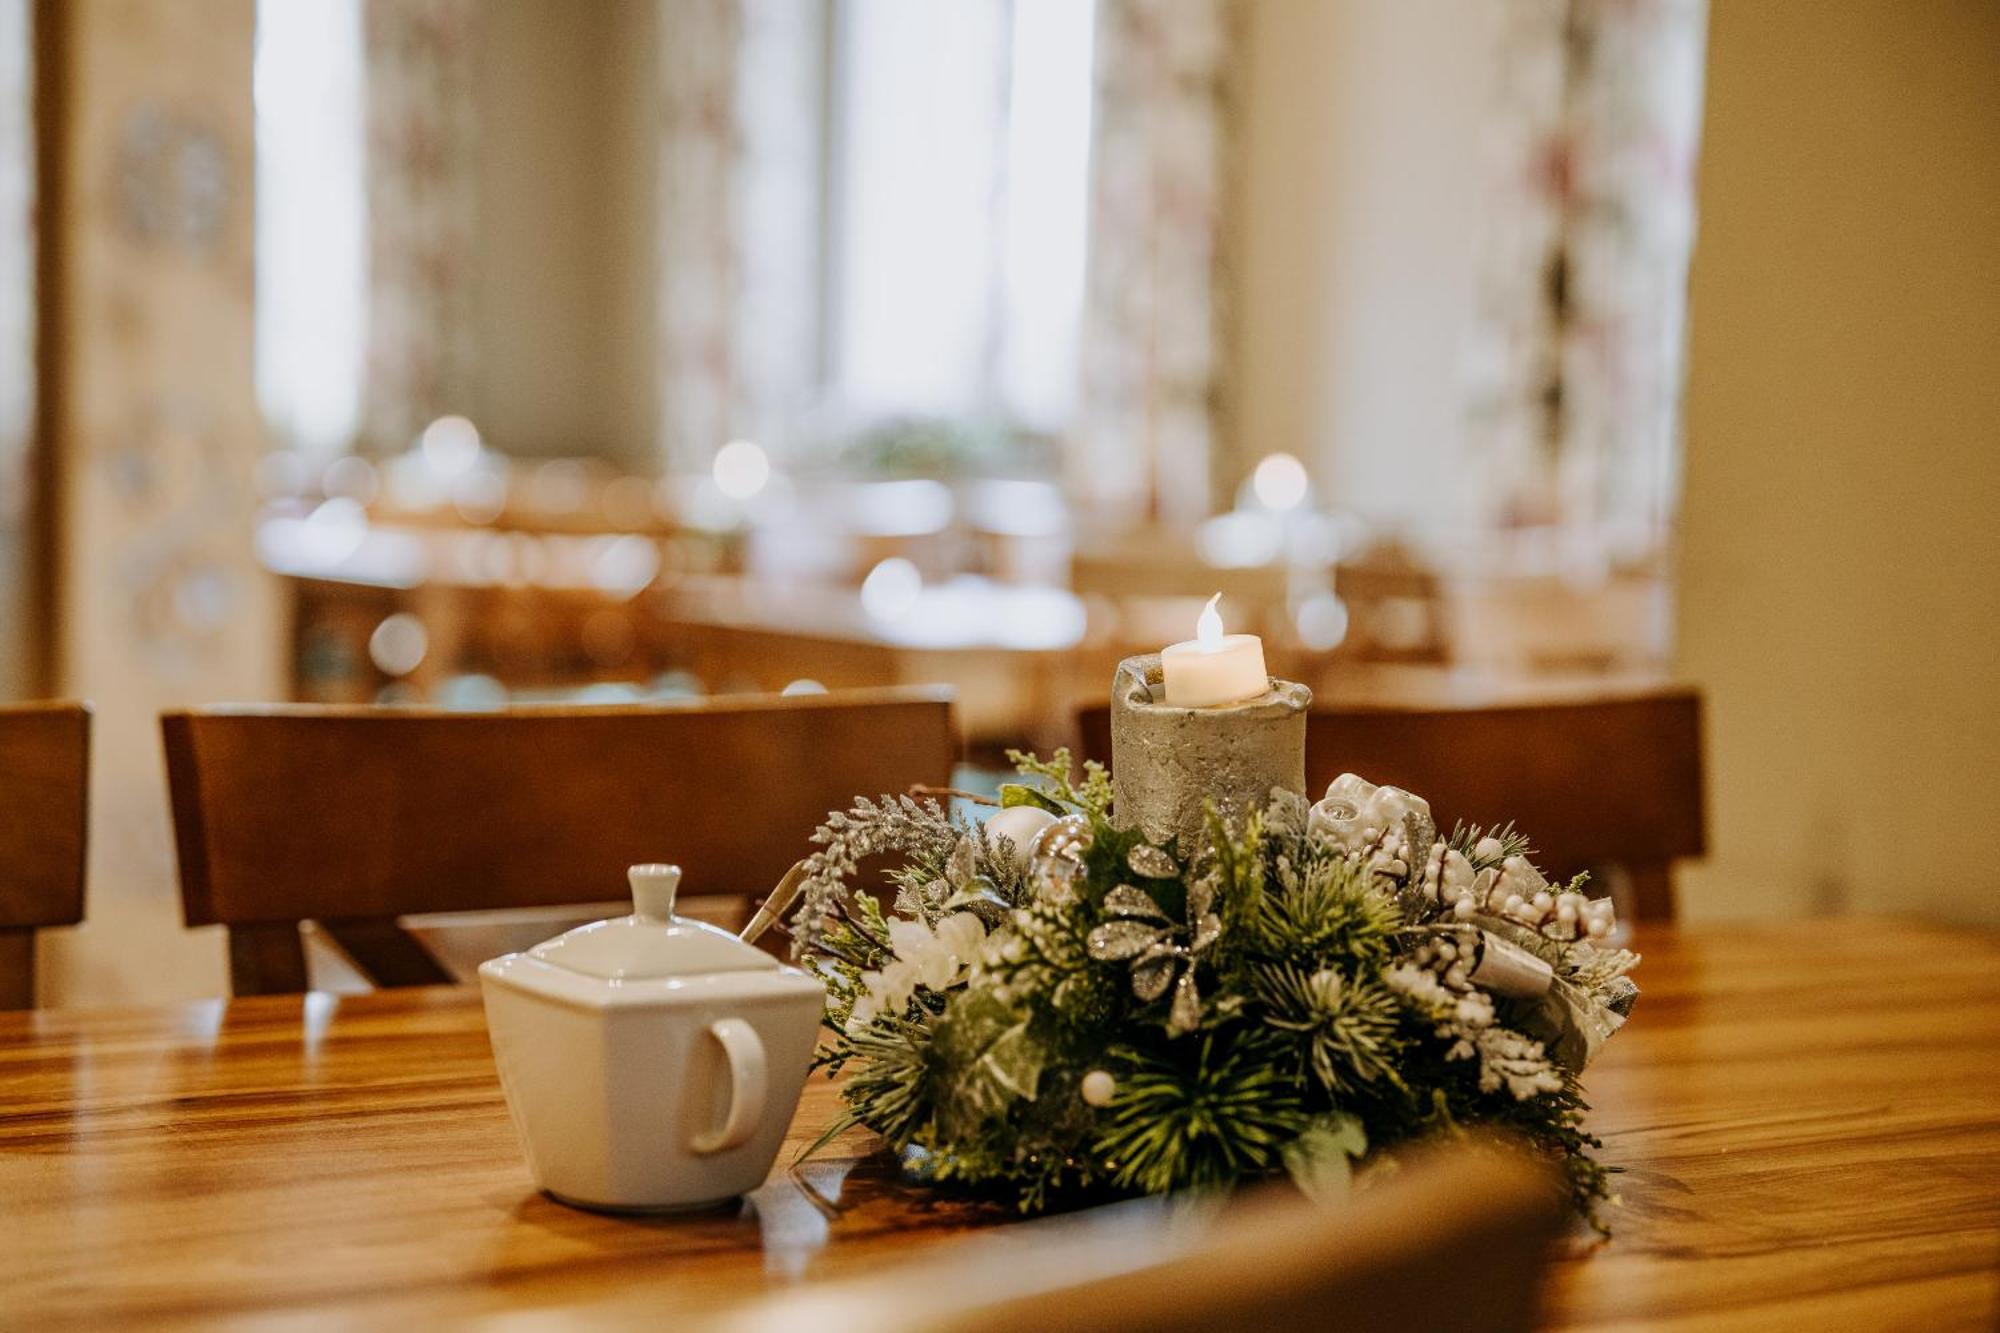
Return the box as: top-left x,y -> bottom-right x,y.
692,1018 -> 768,1155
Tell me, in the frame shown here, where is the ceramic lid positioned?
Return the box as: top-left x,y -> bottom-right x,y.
526,865 -> 783,982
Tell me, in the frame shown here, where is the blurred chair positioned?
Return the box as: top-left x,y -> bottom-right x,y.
1071,535 -> 1295,649
1081,689 -> 1702,921
1333,539 -> 1452,665
700,1145 -> 1563,1333
163,689 -> 955,996
0,702 -> 91,1009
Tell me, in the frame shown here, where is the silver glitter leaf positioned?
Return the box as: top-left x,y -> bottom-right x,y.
948,833 -> 977,885
1125,844 -> 1178,879
1088,919 -> 1166,961
1130,946 -> 1179,1002
1102,884 -> 1170,922
1168,971 -> 1202,1035
941,880 -> 1011,920
1189,912 -> 1222,955
1186,877 -> 1215,922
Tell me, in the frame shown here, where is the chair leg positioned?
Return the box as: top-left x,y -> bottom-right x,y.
228,922 -> 310,996
1627,865 -> 1677,923
320,919 -> 455,988
0,928 -> 34,1010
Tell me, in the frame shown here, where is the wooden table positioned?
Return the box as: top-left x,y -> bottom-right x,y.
4,920 -> 1997,1329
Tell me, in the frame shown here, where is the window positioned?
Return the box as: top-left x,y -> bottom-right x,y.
825,0 -> 1096,434
253,0 -> 366,460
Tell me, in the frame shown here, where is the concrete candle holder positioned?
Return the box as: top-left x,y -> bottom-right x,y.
1108,653 -> 1312,854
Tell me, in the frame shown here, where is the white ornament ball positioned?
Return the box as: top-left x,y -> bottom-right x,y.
983,805 -> 1059,875
1080,1070 -> 1117,1107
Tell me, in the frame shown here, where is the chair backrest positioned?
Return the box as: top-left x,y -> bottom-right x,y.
700,1144 -> 1563,1333
163,689 -> 957,995
0,702 -> 92,1009
1080,688 -> 1703,920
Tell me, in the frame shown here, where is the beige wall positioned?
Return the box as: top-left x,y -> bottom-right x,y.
1674,0 -> 2000,923
1229,0 -> 1503,525
469,0 -> 659,465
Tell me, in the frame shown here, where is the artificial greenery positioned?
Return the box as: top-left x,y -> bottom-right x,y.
792,750 -> 1638,1226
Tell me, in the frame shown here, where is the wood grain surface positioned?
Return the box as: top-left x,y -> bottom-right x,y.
2,919 -> 1996,1329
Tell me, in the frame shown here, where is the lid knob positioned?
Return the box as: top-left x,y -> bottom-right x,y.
628,864 -> 681,922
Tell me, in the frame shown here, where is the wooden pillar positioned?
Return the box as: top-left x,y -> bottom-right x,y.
34,0 -> 280,1004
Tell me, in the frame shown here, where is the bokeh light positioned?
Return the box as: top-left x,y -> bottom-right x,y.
420,415 -> 482,479
1250,452 -> 1311,512
859,556 -> 923,622
712,439 -> 771,501
1295,593 -> 1350,651
367,612 -> 429,677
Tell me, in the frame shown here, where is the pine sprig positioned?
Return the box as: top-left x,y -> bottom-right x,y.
1257,963 -> 1405,1094
1093,1032 -> 1310,1195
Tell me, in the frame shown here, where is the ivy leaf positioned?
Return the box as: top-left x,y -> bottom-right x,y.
1282,1113 -> 1369,1204
999,783 -> 1065,815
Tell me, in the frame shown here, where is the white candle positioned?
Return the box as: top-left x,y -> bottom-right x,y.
1160,594 -> 1269,707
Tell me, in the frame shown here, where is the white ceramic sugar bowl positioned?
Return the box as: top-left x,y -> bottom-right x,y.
479,864 -> 824,1212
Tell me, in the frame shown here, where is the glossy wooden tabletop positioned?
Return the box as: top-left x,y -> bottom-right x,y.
3,919 -> 1997,1330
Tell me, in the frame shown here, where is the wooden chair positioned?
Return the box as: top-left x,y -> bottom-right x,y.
163,689 -> 956,996
700,1144 -> 1564,1333
0,702 -> 91,1010
1081,689 -> 1703,920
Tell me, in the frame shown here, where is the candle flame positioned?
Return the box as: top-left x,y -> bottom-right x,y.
1196,593 -> 1224,649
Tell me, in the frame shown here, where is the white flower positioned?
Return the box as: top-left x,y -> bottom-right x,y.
847,912 -> 987,1032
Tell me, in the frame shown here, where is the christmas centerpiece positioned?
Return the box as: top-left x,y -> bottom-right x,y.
785,604 -> 1638,1223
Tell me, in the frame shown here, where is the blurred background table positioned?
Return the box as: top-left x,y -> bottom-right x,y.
260,474 -> 1673,760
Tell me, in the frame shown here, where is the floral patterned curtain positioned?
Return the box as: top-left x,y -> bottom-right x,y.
1073,0 -> 1235,528
655,0 -> 824,472
1465,0 -> 1707,557
655,0 -> 743,473
360,0 -> 478,454
0,0 -> 30,695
